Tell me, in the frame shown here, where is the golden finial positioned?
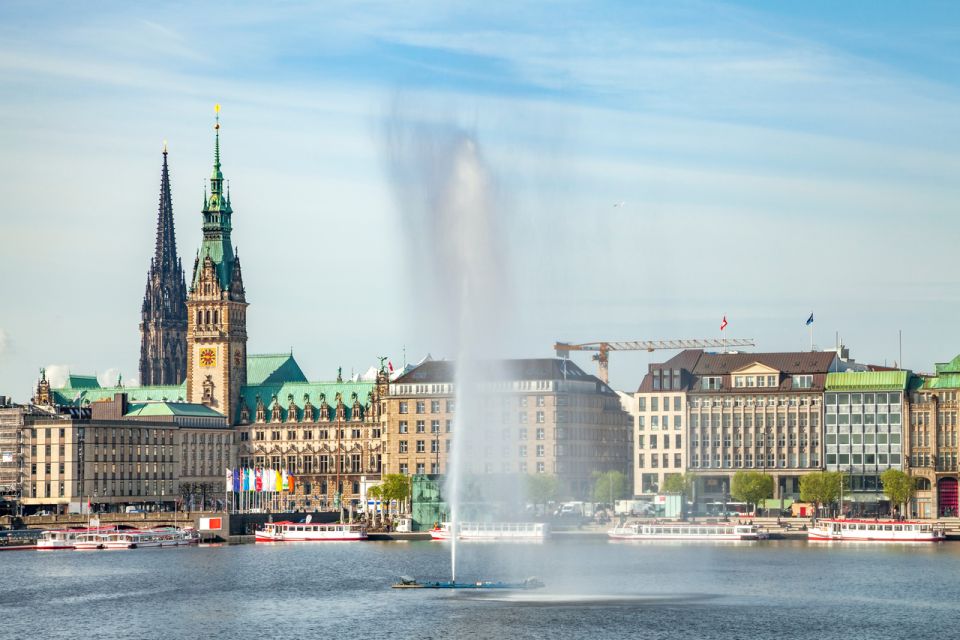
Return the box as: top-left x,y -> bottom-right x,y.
214,103 -> 221,130
162,139 -> 168,153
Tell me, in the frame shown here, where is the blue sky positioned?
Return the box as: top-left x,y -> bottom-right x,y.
2,1 -> 960,398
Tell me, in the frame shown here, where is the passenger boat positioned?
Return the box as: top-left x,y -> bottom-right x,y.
808,519 -> 945,542
103,527 -> 200,549
0,529 -> 42,551
608,522 -> 768,541
254,521 -> 367,542
74,530 -> 114,550
429,522 -> 547,541
37,527 -> 98,550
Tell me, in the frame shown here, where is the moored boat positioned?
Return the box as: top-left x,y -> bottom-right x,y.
0,529 -> 42,551
808,519 -> 945,542
608,522 -> 768,541
429,522 -> 547,541
74,531 -> 114,550
254,521 -> 367,542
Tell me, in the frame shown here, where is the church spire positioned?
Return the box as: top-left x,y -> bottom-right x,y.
153,141 -> 178,271
140,142 -> 188,387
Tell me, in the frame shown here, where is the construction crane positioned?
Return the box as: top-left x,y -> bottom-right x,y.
554,339 -> 756,384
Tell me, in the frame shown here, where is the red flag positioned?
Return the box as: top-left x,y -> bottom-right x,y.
87,498 -> 92,513
255,468 -> 263,492
388,361 -> 394,373
288,475 -> 296,493
720,316 -> 728,331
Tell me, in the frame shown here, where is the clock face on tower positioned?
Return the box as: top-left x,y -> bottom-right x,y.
199,347 -> 217,368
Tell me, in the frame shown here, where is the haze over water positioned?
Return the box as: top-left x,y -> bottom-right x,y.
3,540 -> 957,640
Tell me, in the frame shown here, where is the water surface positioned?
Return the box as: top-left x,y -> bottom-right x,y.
2,539 -> 956,639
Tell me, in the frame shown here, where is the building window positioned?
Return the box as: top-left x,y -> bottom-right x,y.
637,397 -> 646,411
536,462 -> 545,474
399,464 -> 408,475
399,421 -> 408,434
536,445 -> 544,457
536,411 -> 545,424
416,421 -> 425,433
431,400 -> 440,413
398,441 -> 408,453
416,440 -> 425,453
638,454 -> 645,468
519,445 -> 527,457
416,401 -> 425,414
536,428 -> 545,440
399,402 -> 408,415
431,420 -> 440,433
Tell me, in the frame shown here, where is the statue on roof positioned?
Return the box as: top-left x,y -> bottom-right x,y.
337,366 -> 343,383
378,356 -> 387,373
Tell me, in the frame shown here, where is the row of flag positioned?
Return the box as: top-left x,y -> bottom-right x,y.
226,467 -> 296,493
719,313 -> 814,331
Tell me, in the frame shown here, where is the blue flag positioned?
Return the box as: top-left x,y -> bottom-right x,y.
806,313 -> 814,326
233,468 -> 240,493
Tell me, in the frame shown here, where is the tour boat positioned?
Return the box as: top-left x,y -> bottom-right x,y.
36,527 -> 101,550
74,531 -> 114,550
254,521 -> 367,542
102,527 -> 200,549
808,519 -> 945,542
608,522 -> 768,541
429,522 -> 548,541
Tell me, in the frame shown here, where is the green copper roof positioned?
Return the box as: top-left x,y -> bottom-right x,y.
63,375 -> 101,390
934,354 -> 960,375
825,371 -> 908,391
192,111 -> 235,292
51,384 -> 187,406
125,401 -> 225,419
921,374 -> 960,390
239,380 -> 375,422
246,354 -> 307,385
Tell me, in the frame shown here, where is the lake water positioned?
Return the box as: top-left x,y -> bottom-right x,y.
2,539 -> 957,639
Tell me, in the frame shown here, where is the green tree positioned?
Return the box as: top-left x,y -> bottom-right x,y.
525,474 -> 560,514
730,471 -> 774,514
380,474 -> 411,517
367,485 -> 383,525
799,471 -> 844,520
592,470 -> 629,505
880,469 -> 915,516
661,473 -> 696,499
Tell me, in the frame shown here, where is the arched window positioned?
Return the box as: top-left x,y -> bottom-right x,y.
916,477 -> 932,491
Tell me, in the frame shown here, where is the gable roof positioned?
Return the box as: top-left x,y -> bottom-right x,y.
246,354 -> 307,385
239,380 -> 375,422
694,351 -> 836,376
63,375 -> 101,390
636,349 -> 704,393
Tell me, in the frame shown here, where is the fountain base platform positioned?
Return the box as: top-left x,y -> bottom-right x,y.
392,576 -> 544,590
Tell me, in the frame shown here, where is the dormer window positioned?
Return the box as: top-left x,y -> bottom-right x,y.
703,376 -> 722,391
793,375 -> 813,389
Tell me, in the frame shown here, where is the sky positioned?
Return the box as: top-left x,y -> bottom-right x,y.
2,1 -> 960,400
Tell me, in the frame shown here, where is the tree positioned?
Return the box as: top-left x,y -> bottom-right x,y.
525,474 -> 560,514
661,473 -> 696,499
592,470 -> 629,505
881,469 -> 915,516
380,474 -> 411,518
367,485 -> 383,526
730,471 -> 773,514
799,472 -> 844,520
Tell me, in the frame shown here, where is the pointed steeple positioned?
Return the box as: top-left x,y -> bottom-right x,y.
194,103 -> 235,292
140,142 -> 188,387
153,141 -> 178,271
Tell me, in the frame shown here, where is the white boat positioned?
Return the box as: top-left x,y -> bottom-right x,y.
103,527 -> 200,550
429,522 -> 548,541
37,528 -> 88,550
808,519 -> 945,542
608,522 -> 768,541
74,531 -> 114,550
254,521 -> 367,542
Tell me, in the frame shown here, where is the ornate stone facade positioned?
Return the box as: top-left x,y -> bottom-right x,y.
139,146 -> 187,386
185,112 -> 248,425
